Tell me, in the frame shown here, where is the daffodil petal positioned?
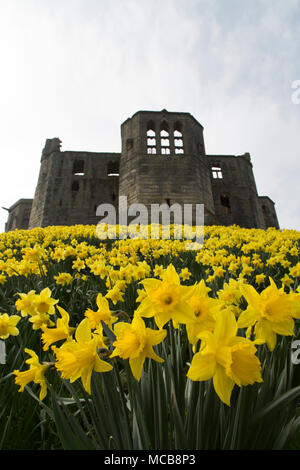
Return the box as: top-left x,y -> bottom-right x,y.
129,355 -> 145,381
187,352 -> 216,381
214,309 -> 237,344
240,284 -> 261,311
213,364 -> 235,406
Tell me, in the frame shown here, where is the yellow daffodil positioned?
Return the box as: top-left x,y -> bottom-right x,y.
13,348 -> 49,400
289,262 -> 300,278
153,265 -> 164,278
110,314 -> 166,381
185,280 -> 222,346
93,322 -> 109,349
288,288 -> 300,319
213,266 -> 225,278
0,313 -> 20,339
255,273 -> 266,286
15,290 -> 37,317
51,247 -> 66,262
29,312 -> 55,331
72,258 -> 85,272
187,309 -> 263,406
217,278 -> 243,314
136,264 -> 196,328
54,272 -> 73,286
136,288 -> 147,303
41,306 -> 75,351
52,318 -> 112,394
238,279 -> 295,351
33,288 -> 58,315
281,274 -> 294,288
105,285 -> 124,305
180,267 -> 192,281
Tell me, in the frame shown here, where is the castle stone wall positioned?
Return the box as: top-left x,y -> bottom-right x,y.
28,145 -> 120,228
6,110 -> 279,232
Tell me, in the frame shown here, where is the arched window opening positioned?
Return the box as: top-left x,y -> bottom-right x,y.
147,129 -> 156,137
146,121 -> 157,155
161,138 -> 170,147
174,121 -> 183,135
160,130 -> 169,138
174,130 -> 182,137
160,121 -> 170,154
174,138 -> 183,147
107,161 -> 119,177
174,121 -> 184,154
212,166 -> 223,179
147,137 -> 156,146
73,160 -> 85,176
174,137 -> 184,154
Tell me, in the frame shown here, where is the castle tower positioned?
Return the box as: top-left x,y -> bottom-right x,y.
28,138 -> 62,228
118,109 -> 216,225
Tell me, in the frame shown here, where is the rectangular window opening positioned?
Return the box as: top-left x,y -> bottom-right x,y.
212,166 -> 223,179
73,160 -> 85,176
107,161 -> 120,176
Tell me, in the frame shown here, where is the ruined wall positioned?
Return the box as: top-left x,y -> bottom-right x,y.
206,153 -> 269,229
119,110 -> 216,225
6,199 -> 33,231
258,196 -> 279,229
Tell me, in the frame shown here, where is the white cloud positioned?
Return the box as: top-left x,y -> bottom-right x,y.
0,0 -> 299,231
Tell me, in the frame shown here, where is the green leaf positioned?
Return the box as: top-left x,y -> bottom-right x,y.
252,385 -> 300,423
50,391 -> 97,450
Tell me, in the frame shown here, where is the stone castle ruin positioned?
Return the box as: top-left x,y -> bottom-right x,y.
5,109 -> 279,232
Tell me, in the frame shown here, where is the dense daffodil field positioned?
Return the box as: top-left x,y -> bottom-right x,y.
0,224 -> 299,450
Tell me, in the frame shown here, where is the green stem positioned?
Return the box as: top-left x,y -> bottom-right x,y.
113,360 -> 133,449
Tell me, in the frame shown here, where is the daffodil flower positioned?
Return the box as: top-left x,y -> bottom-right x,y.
185,280 -> 223,346
15,290 -> 37,317
13,348 -> 49,401
238,279 -> 295,351
33,287 -> 58,315
84,293 -> 117,330
0,313 -> 20,339
136,264 -> 196,328
41,306 -> 75,351
52,318 -> 112,394
110,314 -> 166,381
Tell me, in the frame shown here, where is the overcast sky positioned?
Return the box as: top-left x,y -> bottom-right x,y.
0,0 -> 299,232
